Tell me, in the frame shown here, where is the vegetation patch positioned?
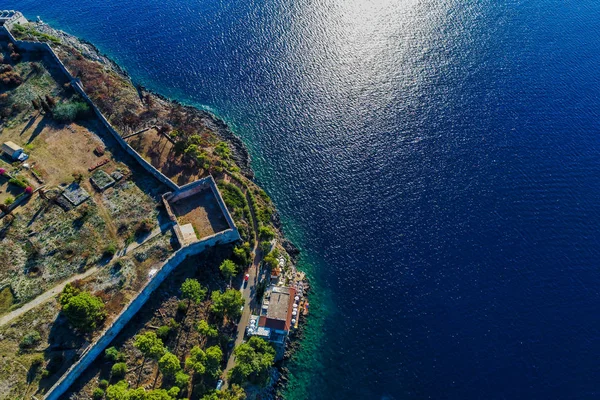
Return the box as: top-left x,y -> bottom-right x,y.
89,169 -> 115,191
62,182 -> 90,206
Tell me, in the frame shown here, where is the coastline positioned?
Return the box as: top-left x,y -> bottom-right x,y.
5,18 -> 308,399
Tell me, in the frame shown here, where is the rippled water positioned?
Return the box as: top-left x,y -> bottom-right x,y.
7,0 -> 600,398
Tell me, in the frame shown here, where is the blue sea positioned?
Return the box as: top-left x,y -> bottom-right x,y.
7,1 -> 600,399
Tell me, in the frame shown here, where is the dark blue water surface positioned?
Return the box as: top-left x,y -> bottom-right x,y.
8,0 -> 600,398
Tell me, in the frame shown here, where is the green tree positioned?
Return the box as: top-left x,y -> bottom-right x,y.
181,278 -> 207,307
184,144 -> 201,158
258,226 -> 275,241
210,289 -> 243,320
185,345 -> 206,375
111,362 -> 128,379
196,320 -> 218,342
167,387 -> 180,398
61,290 -> 106,331
106,380 -> 129,400
259,241 -> 272,254
205,345 -> 223,379
134,331 -> 166,360
214,142 -> 231,159
105,346 -> 125,362
158,351 -> 181,378
219,259 -> 237,282
156,325 -> 171,340
127,388 -> 147,400
174,370 -> 190,389
145,389 -> 172,400
228,337 -> 275,385
58,283 -> 80,306
92,387 -> 105,400
262,254 -> 279,270
20,330 -> 41,348
232,243 -> 251,267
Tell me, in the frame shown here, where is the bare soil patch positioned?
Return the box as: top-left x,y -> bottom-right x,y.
171,190 -> 229,240
126,129 -> 205,186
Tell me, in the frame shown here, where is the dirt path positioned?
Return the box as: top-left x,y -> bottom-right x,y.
0,225 -> 173,328
0,265 -> 99,327
118,222 -> 174,257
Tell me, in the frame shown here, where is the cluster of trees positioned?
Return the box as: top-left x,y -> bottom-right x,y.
6,43 -> 21,62
59,283 -> 106,332
170,128 -> 237,175
104,380 -> 180,400
219,244 -> 252,284
229,337 -> 275,385
210,289 -> 243,321
0,64 -> 22,88
185,345 -> 223,378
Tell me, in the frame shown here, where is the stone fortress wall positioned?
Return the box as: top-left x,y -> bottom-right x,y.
0,13 -> 242,400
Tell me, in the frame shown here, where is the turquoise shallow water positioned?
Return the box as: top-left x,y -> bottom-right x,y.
7,1 -> 600,399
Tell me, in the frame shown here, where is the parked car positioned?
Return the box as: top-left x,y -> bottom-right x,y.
216,379 -> 224,391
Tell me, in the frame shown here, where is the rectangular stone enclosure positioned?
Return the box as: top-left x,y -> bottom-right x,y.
171,189 -> 229,240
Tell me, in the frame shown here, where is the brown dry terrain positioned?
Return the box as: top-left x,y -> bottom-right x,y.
171,190 -> 229,240
126,128 -> 207,186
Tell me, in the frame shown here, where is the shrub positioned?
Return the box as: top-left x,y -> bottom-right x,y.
4,196 -> 14,206
45,95 -> 56,108
0,168 -> 5,175
93,387 -> 105,400
111,362 -> 127,378
156,325 -> 171,340
20,331 -> 41,348
8,177 -> 27,188
52,101 -> 90,122
105,346 -> 125,362
24,186 -> 33,195
99,379 -> 109,389
177,301 -> 188,313
168,318 -> 180,330
103,243 -> 117,257
135,219 -> 153,237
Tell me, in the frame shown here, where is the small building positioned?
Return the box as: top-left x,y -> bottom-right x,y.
247,285 -> 297,359
2,141 -> 24,160
178,223 -> 197,245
